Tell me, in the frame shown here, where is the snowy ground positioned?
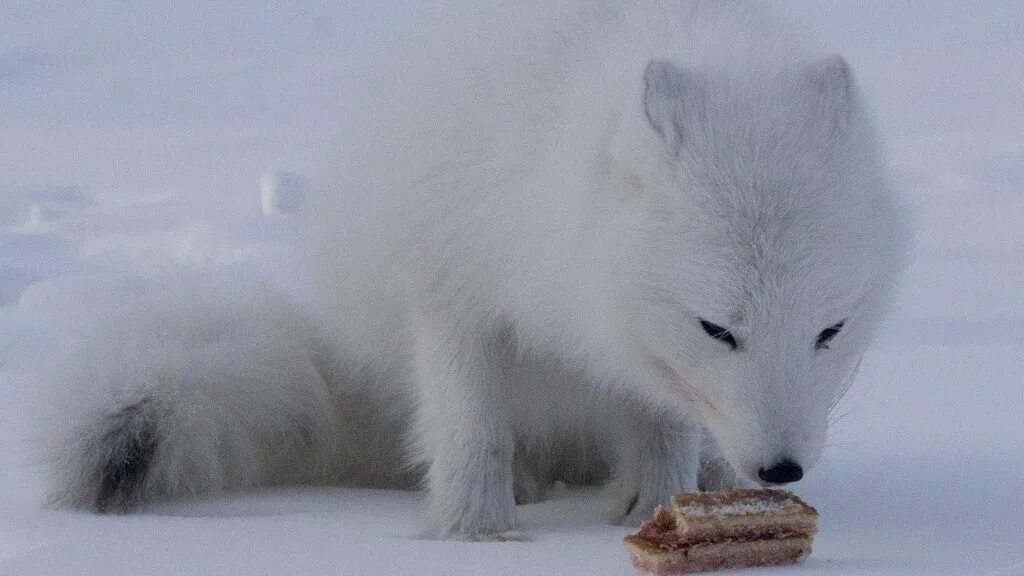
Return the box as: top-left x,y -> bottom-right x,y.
2,2 -> 1022,575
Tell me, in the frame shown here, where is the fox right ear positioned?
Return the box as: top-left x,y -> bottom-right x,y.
643,59 -> 704,149
798,55 -> 855,136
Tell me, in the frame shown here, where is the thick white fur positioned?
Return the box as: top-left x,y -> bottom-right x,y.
41,1 -> 910,539
308,0 -> 909,537
39,275 -> 415,512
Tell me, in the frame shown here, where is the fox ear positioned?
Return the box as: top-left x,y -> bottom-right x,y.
643,59 -> 703,149
800,55 -> 854,135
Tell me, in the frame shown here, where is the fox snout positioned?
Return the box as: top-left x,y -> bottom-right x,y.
704,408 -> 826,489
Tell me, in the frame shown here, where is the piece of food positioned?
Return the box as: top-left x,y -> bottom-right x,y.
624,489 -> 818,574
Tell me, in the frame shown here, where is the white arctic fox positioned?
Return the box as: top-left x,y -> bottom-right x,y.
41,1 -> 910,539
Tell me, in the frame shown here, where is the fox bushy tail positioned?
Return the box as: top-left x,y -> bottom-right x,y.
38,276 -> 408,513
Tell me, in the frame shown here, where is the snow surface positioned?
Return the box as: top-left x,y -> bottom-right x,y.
1,1 -> 1022,575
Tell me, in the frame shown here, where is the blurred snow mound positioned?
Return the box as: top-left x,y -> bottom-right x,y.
0,185 -> 91,232
260,169 -> 307,215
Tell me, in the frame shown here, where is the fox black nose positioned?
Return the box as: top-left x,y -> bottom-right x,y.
758,460 -> 803,484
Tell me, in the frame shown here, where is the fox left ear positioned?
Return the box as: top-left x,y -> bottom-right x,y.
642,59 -> 705,150
800,55 -> 855,135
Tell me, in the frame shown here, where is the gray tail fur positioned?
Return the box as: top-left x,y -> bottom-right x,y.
90,399 -> 159,513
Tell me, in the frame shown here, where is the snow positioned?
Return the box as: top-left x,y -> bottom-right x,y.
1,1 -> 1022,575
259,169 -> 308,216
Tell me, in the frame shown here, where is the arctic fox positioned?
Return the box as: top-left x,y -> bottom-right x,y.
41,1 -> 910,540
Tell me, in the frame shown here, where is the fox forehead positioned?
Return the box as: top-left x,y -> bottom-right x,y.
662,153 -> 902,327
668,192 -> 898,332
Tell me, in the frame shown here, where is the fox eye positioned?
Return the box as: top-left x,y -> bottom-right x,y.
815,321 -> 845,350
699,319 -> 737,350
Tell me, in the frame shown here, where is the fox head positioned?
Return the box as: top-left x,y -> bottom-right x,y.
614,55 -> 911,485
